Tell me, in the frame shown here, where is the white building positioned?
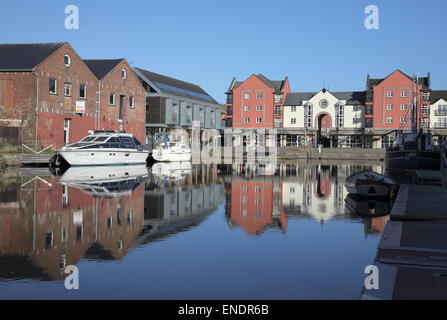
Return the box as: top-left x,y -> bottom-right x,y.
282,89 -> 367,148
430,90 -> 447,142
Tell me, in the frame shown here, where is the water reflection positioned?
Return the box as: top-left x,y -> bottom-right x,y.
0,161 -> 389,287
224,162 -> 389,236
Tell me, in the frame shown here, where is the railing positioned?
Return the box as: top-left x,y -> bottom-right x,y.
435,110 -> 447,116
441,141 -> 447,190
21,140 -> 57,154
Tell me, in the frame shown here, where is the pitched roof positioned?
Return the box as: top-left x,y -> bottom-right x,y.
430,90 -> 447,104
229,74 -> 288,93
0,42 -> 66,70
367,70 -> 430,90
134,67 -> 219,104
83,59 -> 124,80
284,90 -> 366,106
284,92 -> 316,105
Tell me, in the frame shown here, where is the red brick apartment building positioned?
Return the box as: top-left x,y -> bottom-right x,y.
225,74 -> 290,129
365,69 -> 431,148
0,43 -> 145,149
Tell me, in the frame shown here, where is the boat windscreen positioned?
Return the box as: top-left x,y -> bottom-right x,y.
80,136 -> 98,142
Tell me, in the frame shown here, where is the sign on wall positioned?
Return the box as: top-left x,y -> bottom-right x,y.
75,101 -> 85,114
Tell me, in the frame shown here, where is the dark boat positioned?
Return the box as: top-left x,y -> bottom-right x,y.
385,74 -> 441,171
385,131 -> 441,170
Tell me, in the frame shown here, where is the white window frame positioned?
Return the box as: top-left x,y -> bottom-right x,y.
64,83 -> 71,97
291,106 -> 296,112
400,117 -> 407,123
387,104 -> 393,110
64,55 -> 71,67
256,105 -> 262,111
422,105 -> 429,115
129,96 -> 135,109
290,118 -> 296,124
400,104 -> 407,111
110,93 -> 116,106
121,69 -> 126,79
256,93 -> 262,99
387,117 -> 393,124
244,105 -> 250,111
244,93 -> 250,100
244,117 -> 250,123
387,91 -> 393,98
256,118 -> 262,123
401,91 -> 407,98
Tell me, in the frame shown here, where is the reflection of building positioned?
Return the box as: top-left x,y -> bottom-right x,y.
0,174 -> 145,280
224,176 -> 288,236
224,162 -> 389,236
137,166 -> 225,245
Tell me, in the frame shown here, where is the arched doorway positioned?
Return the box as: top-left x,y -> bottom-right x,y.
316,113 -> 332,147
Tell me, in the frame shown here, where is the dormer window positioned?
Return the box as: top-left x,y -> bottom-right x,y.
64,55 -> 71,67
121,69 -> 126,79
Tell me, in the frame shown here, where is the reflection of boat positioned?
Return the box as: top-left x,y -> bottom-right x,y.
345,170 -> 396,197
345,193 -> 392,217
151,162 -> 192,182
58,165 -> 149,197
152,132 -> 191,162
59,130 -> 149,166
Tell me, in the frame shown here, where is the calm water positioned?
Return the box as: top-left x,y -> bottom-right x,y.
0,161 -> 389,299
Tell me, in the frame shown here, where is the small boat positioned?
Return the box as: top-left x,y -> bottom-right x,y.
58,130 -> 149,166
151,132 -> 192,162
345,170 -> 397,198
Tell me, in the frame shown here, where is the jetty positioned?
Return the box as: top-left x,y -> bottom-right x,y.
362,173 -> 447,299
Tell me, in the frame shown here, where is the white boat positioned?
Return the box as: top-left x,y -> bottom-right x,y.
151,132 -> 192,162
345,170 -> 397,198
58,130 -> 149,166
58,165 -> 149,198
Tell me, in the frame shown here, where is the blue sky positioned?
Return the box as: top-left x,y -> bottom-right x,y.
1,0 -> 446,103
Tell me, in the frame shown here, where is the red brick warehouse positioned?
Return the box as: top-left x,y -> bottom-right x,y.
0,42 -> 146,149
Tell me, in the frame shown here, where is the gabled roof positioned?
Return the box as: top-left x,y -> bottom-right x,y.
284,90 -> 366,106
0,42 -> 66,70
430,90 -> 447,104
83,59 -> 124,80
367,70 -> 431,90
134,67 -> 219,104
228,74 -> 288,94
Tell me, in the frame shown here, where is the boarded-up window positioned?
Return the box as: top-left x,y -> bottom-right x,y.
0,79 -> 14,108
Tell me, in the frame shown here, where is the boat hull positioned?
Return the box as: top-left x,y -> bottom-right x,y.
152,148 -> 192,162
385,150 -> 440,171
59,150 -> 149,166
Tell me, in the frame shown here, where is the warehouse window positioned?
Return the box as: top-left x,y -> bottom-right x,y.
110,93 -> 116,106
64,55 -> 71,67
49,78 -> 57,94
129,96 -> 135,109
64,83 -> 71,96
79,84 -> 86,99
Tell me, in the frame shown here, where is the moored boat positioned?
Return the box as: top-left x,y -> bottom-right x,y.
151,132 -> 192,162
345,170 -> 397,198
58,130 -> 149,166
